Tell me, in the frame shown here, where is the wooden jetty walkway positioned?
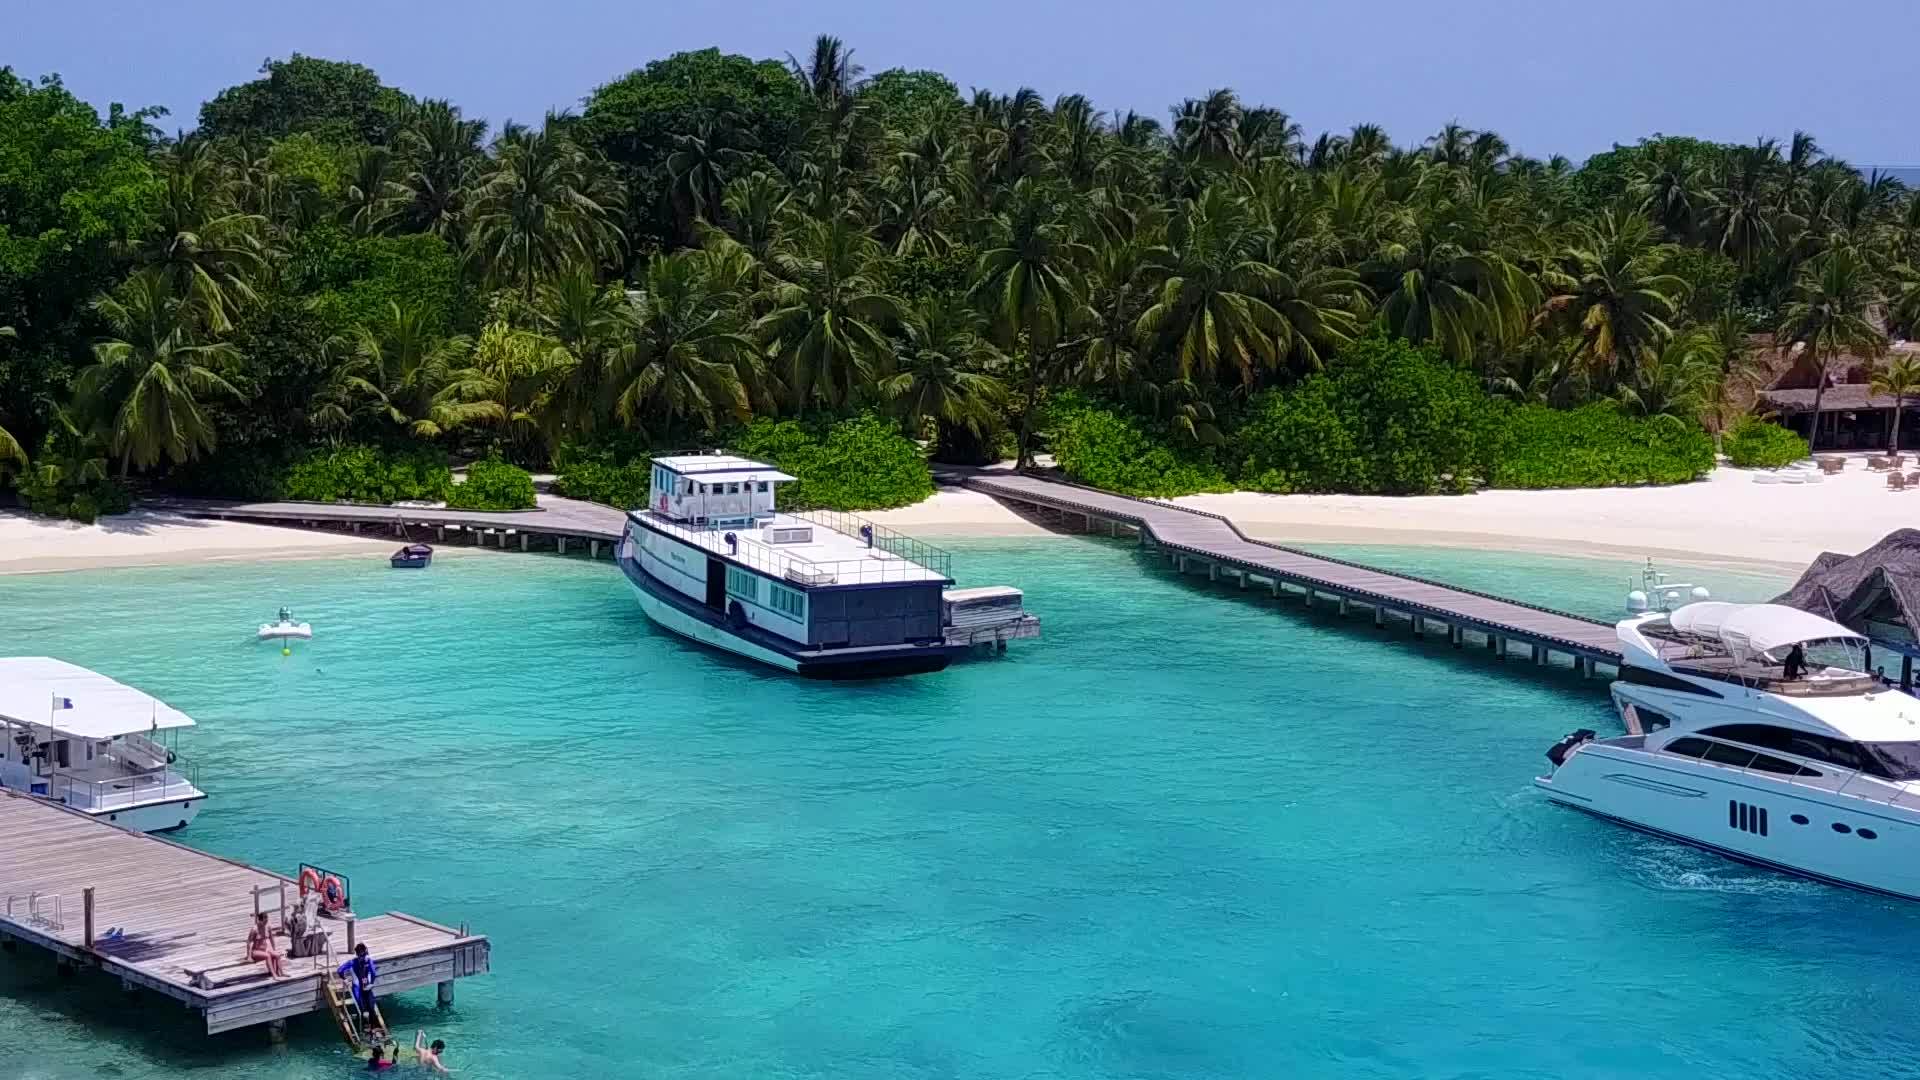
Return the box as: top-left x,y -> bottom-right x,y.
152,495 -> 626,557
967,472 -> 1623,674
0,789 -> 488,1036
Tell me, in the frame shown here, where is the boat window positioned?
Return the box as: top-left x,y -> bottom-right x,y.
1746,752 -> 1810,776
1701,741 -> 1756,768
1859,828 -> 1879,839
1663,737 -> 1711,758
757,481 -> 769,493
1858,741 -> 1920,781
727,483 -> 740,494
1702,724 -> 1865,773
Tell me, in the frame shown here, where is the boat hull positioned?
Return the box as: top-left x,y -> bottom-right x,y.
620,552 -> 957,679
1537,746 -> 1920,901
86,795 -> 203,834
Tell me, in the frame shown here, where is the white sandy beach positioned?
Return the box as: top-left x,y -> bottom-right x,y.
0,459 -> 1907,576
0,510 -> 396,574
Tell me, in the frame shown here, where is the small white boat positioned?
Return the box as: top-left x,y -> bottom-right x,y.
258,607 -> 313,641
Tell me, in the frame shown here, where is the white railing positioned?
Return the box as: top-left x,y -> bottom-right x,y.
639,512 -> 947,585
51,764 -> 199,812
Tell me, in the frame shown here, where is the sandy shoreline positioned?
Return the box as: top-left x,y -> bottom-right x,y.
0,460 -> 1902,577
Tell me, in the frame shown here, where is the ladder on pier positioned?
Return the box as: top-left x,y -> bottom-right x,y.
323,975 -> 389,1051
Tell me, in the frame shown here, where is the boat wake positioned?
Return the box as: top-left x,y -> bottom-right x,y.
1619,843 -> 1821,898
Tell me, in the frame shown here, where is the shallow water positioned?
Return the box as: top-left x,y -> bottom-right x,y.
1,540 -> 1913,1080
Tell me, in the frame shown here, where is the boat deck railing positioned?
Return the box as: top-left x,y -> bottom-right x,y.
637,511 -> 949,586
787,508 -> 953,579
49,759 -> 199,812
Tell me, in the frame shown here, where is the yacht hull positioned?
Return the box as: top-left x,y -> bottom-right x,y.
619,552 -> 957,679
86,795 -> 203,834
1537,747 -> 1920,900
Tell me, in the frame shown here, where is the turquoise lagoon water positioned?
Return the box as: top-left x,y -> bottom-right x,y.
0,541 -> 1915,1079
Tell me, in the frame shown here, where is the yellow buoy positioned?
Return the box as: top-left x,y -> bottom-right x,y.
282,646 -> 291,657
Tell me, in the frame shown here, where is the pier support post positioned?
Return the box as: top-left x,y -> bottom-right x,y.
346,916 -> 356,954
1411,614 -> 1424,637
590,540 -> 601,560
1374,606 -> 1385,628
1237,571 -> 1247,590
1576,657 -> 1591,679
350,523 -> 360,534
1485,633 -> 1498,654
1532,645 -> 1545,666
1270,580 -> 1281,598
1338,597 -> 1350,617
1493,636 -> 1507,659
83,887 -> 94,949
557,537 -> 568,556
437,526 -> 445,541
437,980 -> 455,1008
519,533 -> 529,553
1208,563 -> 1218,583
268,1019 -> 287,1044
1302,590 -> 1312,609
1449,625 -> 1462,649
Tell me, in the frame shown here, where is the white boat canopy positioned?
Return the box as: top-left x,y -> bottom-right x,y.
1664,602 -> 1864,659
0,657 -> 195,739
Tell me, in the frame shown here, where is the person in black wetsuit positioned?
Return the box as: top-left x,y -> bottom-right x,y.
1783,643 -> 1806,681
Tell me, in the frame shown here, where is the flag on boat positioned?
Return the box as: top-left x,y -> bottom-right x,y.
51,694 -> 72,710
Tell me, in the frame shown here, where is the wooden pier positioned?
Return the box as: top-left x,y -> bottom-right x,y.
968,472 -> 1622,676
152,495 -> 626,558
0,789 -> 488,1036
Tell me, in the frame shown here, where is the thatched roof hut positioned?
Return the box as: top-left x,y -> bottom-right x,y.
1774,529 -> 1920,648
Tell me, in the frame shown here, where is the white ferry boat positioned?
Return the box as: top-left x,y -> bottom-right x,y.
0,657 -> 206,833
1536,602 -> 1920,900
618,453 -> 1013,677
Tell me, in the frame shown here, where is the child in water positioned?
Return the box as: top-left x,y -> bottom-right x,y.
366,1044 -> 394,1071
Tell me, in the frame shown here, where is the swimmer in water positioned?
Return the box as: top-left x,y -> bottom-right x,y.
416,1031 -> 450,1074
366,1044 -> 394,1071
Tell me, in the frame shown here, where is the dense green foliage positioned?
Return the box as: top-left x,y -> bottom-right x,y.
446,457 -> 536,509
552,461 -> 652,509
1236,336 -> 1492,494
1048,394 -> 1230,497
733,414 -> 933,510
281,445 -> 452,504
4,40 -> 1913,520
1487,404 -> 1715,488
1723,416 -> 1811,468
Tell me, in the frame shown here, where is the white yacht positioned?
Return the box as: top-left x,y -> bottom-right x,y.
619,452 -> 1034,677
0,657 -> 205,833
1536,602 -> 1920,899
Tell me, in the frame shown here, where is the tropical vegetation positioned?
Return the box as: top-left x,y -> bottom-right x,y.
2,47 -> 1910,519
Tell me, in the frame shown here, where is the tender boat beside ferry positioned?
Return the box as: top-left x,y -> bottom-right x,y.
1537,601 -> 1920,900
618,452 -> 1035,678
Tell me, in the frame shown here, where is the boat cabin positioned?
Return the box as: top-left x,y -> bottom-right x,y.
0,657 -> 203,825
647,453 -> 796,529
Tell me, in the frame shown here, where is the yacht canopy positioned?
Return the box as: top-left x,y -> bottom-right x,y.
1665,602 -> 1864,656
0,657 -> 195,739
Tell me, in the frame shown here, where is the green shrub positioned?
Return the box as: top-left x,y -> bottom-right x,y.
447,458 -> 536,510
16,472 -> 131,524
1487,404 -> 1715,488
1724,416 -> 1809,468
281,445 -> 452,504
553,461 -> 652,508
1048,393 -> 1231,497
1234,335 -> 1495,494
734,414 -> 934,510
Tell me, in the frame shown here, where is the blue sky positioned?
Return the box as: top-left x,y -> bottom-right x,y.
12,0 -> 1918,164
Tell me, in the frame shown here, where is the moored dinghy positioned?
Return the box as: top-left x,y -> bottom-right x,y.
258,607 -> 313,641
390,544 -> 433,569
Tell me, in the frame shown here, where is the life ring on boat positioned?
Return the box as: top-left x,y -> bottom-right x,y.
321,875 -> 347,912
298,867 -> 322,896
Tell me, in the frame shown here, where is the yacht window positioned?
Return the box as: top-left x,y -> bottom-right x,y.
1639,710 -> 1672,733
1703,724 -> 1864,773
757,481 -> 769,493
1857,741 -> 1920,781
1746,752 -> 1810,776
1663,737 -> 1712,758
1859,828 -> 1879,840
1701,741 -> 1757,768
727,483 -> 740,494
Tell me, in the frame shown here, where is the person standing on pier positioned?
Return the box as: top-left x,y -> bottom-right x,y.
339,943 -> 378,1016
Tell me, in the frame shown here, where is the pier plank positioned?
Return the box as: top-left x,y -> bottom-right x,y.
968,473 -> 1622,663
0,789 -> 487,1033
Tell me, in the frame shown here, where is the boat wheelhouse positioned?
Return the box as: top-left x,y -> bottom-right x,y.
618,452 -> 1026,677
0,658 -> 205,832
1536,602 -> 1920,899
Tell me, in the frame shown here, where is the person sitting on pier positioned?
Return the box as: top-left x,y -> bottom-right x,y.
338,943 -> 378,1015
416,1031 -> 451,1074
245,911 -> 288,979
1783,643 -> 1807,682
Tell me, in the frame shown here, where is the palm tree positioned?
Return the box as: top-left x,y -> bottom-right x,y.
613,253 -> 757,434
1614,331 -> 1719,426
1135,186 -> 1365,386
755,207 -> 902,410
340,145 -> 406,236
1775,249 -> 1886,448
468,115 -> 624,304
787,35 -> 866,118
73,270 -> 242,477
666,116 -> 750,235
1170,89 -> 1243,171
349,302 -> 498,437
535,266 -> 632,435
1364,208 -> 1537,365
1542,210 -> 1687,390
0,326 -> 22,470
397,99 -> 486,240
1705,139 -> 1788,269
883,295 -> 1006,435
138,140 -> 268,333
1872,355 -> 1920,452
972,178 -> 1090,465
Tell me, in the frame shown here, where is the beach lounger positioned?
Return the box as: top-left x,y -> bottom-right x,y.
1870,457 -> 1889,471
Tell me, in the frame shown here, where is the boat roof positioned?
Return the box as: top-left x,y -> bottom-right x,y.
0,658 -> 195,738
651,454 -> 795,482
631,510 -> 951,585
1661,602 -> 1864,655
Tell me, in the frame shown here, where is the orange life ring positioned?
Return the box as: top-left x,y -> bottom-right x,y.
321,874 -> 347,911
298,867 -> 322,897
